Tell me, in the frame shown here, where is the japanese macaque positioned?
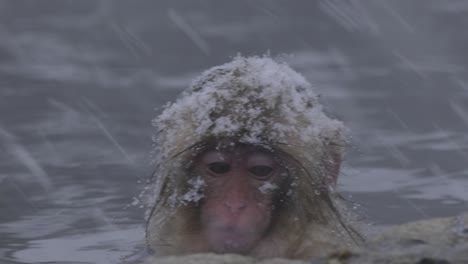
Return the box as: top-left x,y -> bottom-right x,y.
145,56 -> 362,259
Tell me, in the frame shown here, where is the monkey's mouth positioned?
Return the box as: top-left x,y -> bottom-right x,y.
208,227 -> 256,254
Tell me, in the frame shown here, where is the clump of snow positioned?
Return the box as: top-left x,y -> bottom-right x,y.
180,176 -> 205,205
258,181 -> 279,194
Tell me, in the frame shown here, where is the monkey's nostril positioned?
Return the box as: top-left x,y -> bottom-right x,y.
224,200 -> 247,213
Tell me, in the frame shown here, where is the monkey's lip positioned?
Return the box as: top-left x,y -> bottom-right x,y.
212,227 -> 253,242
211,229 -> 251,253
211,224 -> 250,235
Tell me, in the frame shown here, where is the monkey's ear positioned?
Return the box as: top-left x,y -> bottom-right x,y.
320,126 -> 345,185
327,148 -> 342,185
323,138 -> 344,186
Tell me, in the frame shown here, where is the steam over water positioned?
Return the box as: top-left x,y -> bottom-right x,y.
0,1 -> 467,263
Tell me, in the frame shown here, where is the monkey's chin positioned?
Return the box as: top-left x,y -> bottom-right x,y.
207,229 -> 257,254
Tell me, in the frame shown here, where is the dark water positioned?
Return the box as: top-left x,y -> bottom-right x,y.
0,1 -> 467,263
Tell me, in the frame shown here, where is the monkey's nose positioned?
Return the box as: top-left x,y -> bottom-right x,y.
224,200 -> 247,214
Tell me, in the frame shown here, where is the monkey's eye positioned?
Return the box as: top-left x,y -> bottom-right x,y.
207,162 -> 231,175
249,165 -> 273,179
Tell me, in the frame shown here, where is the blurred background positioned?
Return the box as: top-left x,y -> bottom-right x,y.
0,1 -> 467,263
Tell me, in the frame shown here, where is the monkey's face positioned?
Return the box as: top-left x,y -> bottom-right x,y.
192,146 -> 282,254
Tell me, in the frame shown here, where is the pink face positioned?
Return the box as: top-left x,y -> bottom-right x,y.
193,147 -> 281,254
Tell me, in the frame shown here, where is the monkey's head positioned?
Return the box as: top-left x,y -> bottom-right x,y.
146,56 -> 354,257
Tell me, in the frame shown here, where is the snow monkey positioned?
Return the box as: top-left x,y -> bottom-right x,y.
145,56 -> 362,259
